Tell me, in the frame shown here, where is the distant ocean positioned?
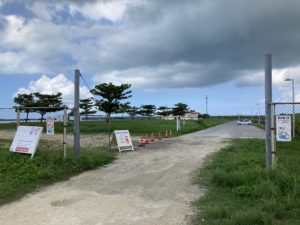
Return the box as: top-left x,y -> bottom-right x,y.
0,120 -> 16,124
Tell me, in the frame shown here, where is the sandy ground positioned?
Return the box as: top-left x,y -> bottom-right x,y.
0,122 -> 264,225
0,130 -> 113,148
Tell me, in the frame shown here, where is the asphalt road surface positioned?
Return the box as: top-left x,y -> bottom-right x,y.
197,121 -> 265,139
0,122 -> 264,225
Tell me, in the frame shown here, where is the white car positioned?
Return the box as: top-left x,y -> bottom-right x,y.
236,119 -> 252,125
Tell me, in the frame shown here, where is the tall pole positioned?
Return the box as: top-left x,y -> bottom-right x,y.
74,69 -> 80,157
206,95 -> 208,115
265,54 -> 273,169
257,103 -> 261,125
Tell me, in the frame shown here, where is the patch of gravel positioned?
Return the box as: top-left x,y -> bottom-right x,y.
0,129 -> 228,225
0,130 -> 141,148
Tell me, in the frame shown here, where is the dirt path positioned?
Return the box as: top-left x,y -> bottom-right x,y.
0,122 -> 264,225
0,133 -> 226,225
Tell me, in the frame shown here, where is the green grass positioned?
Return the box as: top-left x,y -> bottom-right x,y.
191,138 -> 300,225
0,118 -> 229,136
0,140 -> 115,205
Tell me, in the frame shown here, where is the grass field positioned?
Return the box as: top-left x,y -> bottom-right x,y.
191,138 -> 300,225
0,140 -> 115,206
0,118 -> 229,136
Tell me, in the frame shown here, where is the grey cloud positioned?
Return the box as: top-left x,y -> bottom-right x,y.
2,0 -> 300,89
92,62 -> 238,89
81,0 -> 300,88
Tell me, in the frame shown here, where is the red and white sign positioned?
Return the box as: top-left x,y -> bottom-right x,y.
10,126 -> 43,158
111,130 -> 134,152
276,116 -> 291,142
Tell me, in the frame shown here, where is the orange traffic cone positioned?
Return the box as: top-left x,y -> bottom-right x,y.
169,129 -> 172,138
145,133 -> 150,144
158,132 -> 162,140
138,136 -> 145,147
165,129 -> 169,138
150,132 -> 155,142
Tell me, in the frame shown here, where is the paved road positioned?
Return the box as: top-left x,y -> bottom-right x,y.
0,122 -> 264,225
197,121 -> 265,139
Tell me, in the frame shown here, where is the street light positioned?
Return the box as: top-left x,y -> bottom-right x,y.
284,78 -> 295,137
256,103 -> 261,124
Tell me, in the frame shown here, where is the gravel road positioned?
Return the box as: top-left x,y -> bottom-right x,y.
0,122 -> 264,225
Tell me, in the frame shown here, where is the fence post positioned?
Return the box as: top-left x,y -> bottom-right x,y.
265,54 -> 273,169
16,107 -> 20,127
74,69 -> 80,157
63,107 -> 67,159
271,103 -> 276,168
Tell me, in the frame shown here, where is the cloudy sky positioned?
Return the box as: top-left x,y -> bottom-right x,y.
1,0 -> 300,116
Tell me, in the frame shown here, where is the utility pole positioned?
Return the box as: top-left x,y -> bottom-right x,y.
205,95 -> 208,115
74,69 -> 80,157
265,54 -> 274,169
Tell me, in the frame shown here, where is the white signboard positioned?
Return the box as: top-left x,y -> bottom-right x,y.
111,130 -> 134,152
46,117 -> 55,135
10,126 -> 43,158
276,115 -> 291,142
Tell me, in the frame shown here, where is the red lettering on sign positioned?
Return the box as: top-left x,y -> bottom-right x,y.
16,147 -> 29,152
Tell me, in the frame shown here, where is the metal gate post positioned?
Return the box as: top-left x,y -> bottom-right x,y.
265,54 -> 273,169
63,107 -> 67,159
271,103 -> 276,168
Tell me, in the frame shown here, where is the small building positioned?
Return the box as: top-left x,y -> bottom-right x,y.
182,112 -> 199,120
162,112 -> 199,120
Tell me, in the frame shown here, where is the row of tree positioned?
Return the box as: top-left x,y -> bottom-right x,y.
80,99 -> 192,119
14,92 -> 63,122
14,82 -> 195,122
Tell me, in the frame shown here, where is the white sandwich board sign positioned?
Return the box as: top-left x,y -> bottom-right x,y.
276,115 -> 291,142
10,126 -> 43,158
111,130 -> 134,152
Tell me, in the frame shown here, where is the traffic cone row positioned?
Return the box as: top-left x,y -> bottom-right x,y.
138,130 -> 172,147
150,132 -> 155,142
138,136 -> 146,147
145,134 -> 150,144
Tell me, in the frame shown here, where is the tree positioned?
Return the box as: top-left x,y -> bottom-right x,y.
33,92 -> 64,122
126,106 -> 139,120
90,83 -> 132,148
172,103 -> 189,116
13,93 -> 35,122
157,105 -> 171,117
139,105 -> 156,118
117,102 -> 131,118
80,98 -> 97,119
